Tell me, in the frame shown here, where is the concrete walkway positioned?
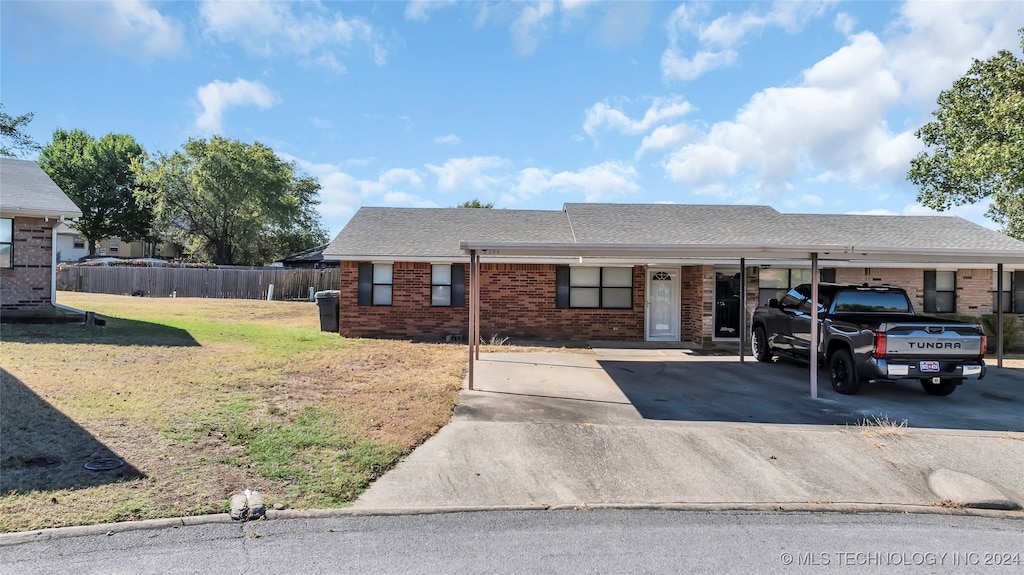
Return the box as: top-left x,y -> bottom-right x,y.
355,349 -> 1024,511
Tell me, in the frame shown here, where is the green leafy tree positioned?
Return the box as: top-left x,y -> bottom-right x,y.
908,30 -> 1024,240
453,198 -> 494,208
136,136 -> 328,265
39,129 -> 153,255
0,103 -> 41,157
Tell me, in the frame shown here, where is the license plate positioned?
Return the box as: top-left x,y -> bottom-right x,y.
920,361 -> 940,373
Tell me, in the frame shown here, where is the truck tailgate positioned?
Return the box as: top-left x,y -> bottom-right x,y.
880,323 -> 984,358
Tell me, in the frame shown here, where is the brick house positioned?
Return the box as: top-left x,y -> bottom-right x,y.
1,158 -> 83,314
323,204 -> 1024,346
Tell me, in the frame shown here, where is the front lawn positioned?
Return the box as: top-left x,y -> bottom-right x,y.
0,293 -> 466,532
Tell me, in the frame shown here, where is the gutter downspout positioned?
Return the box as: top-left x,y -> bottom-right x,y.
51,220 -> 58,306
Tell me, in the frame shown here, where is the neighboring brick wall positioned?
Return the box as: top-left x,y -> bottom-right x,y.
338,261 -> 646,341
1,217 -> 55,312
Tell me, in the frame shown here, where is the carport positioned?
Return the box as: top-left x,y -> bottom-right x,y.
460,240 -> 1024,397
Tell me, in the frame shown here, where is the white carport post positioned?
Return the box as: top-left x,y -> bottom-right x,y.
809,252 -> 819,399
739,258 -> 746,363
474,251 -> 481,361
468,250 -> 477,390
997,263 -> 1004,368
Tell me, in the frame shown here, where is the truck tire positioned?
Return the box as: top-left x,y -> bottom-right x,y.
751,327 -> 772,362
921,378 -> 957,396
829,349 -> 863,395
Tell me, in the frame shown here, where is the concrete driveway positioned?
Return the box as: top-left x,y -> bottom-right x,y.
355,348 -> 1024,511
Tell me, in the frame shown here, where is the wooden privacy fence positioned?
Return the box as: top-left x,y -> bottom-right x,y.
57,266 -> 341,301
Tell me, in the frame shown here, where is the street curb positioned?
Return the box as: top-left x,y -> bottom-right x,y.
3,502 -> 1022,546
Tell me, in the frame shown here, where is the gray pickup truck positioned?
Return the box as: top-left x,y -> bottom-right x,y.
750,283 -> 987,396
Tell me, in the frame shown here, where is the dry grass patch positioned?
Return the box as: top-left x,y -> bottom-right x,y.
0,293 -> 465,532
854,415 -> 909,439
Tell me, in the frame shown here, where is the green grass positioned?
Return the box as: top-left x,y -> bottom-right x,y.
0,293 -> 467,532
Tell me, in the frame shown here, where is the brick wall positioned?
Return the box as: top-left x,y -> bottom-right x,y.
338,261 -> 647,341
1,217 -> 55,312
834,267 -> 994,316
337,261 -> 1003,345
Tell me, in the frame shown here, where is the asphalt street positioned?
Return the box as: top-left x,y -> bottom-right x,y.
4,509 -> 1023,574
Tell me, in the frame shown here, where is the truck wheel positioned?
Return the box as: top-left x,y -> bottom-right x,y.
829,349 -> 863,395
921,378 -> 957,396
751,327 -> 772,362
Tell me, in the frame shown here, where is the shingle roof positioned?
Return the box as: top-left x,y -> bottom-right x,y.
323,207 -> 574,259
276,243 -> 327,264
0,158 -> 82,219
324,203 -> 1024,262
564,203 -> 782,244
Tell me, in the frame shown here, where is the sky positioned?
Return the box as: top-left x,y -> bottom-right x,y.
2,0 -> 1023,239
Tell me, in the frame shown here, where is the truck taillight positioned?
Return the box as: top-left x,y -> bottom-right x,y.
980,334 -> 987,359
873,332 -> 886,359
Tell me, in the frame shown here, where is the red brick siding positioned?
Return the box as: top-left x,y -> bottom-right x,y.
1,217 -> 55,312
338,261 -> 646,341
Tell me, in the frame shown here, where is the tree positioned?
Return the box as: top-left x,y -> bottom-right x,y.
0,103 -> 41,157
908,30 -> 1024,240
454,198 -> 494,208
38,129 -> 153,255
136,136 -> 328,265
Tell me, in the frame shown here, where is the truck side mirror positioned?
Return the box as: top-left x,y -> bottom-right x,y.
767,298 -> 780,308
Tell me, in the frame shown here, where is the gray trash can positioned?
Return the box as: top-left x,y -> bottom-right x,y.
314,290 -> 340,332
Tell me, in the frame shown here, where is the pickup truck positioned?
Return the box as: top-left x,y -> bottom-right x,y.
750,283 -> 987,396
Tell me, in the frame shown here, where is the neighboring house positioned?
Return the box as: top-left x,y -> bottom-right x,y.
323,204 -> 1024,346
0,158 -> 83,314
55,224 -> 180,262
54,223 -> 89,262
274,244 -> 329,269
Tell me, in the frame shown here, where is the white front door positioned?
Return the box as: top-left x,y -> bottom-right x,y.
646,267 -> 679,341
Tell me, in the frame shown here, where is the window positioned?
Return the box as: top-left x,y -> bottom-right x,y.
73,237 -> 86,249
556,267 -> 633,309
924,270 -> 956,313
108,241 -> 120,253
357,263 -> 393,306
0,218 -> 12,268
758,268 -> 835,305
428,264 -> 466,307
993,271 -> 1024,313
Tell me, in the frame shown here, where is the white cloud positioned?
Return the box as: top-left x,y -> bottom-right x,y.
57,0 -> 184,59
511,1 -> 556,55
664,31 -> 911,197
515,161 -> 640,202
888,0 -> 1024,103
427,157 -> 511,192
662,0 -> 833,81
834,12 -> 855,35
583,96 -> 693,138
637,123 -> 694,157
433,134 -> 462,146
199,0 -> 387,70
405,0 -> 457,22
195,79 -> 280,133
660,49 -> 738,81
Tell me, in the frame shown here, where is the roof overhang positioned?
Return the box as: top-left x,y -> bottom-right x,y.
0,209 -> 81,221
460,241 -> 1024,266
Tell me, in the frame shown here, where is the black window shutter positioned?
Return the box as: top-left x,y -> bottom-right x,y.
555,266 -> 570,309
452,264 -> 466,308
820,268 -> 836,283
358,263 -> 372,306
1015,271 -> 1024,314
923,271 -> 936,313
